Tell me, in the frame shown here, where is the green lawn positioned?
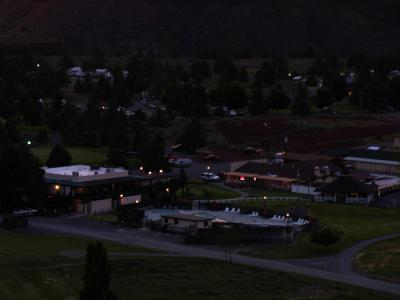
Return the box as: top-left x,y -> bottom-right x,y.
180,181 -> 241,200
236,201 -> 400,259
0,230 -> 156,266
354,237 -> 400,283
32,144 -> 107,165
0,231 -> 395,300
241,188 -> 307,198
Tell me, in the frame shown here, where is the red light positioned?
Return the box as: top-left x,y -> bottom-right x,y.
240,176 -> 245,181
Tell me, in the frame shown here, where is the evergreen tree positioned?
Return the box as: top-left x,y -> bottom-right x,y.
310,228 -> 342,249
0,143 -> 44,212
248,85 -> 267,115
314,88 -> 334,109
46,143 -> 72,167
238,66 -> 249,83
291,85 -> 311,115
267,86 -> 291,110
107,148 -> 127,168
255,61 -> 275,86
181,119 -> 206,153
80,241 -> 118,300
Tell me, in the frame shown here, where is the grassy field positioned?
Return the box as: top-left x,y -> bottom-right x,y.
0,231 -> 395,300
180,181 -> 241,200
241,188 -> 307,199
236,201 -> 400,259
32,144 -> 107,165
354,237 -> 400,283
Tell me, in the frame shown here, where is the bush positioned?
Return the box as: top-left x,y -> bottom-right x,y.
310,228 -> 342,248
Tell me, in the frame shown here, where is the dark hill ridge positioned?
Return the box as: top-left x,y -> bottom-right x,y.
1,0 -> 400,55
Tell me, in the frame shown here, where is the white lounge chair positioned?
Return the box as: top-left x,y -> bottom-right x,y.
230,208 -> 236,213
236,208 -> 241,214
254,212 -> 259,217
224,207 -> 229,212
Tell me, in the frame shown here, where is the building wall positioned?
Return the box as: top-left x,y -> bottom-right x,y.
225,175 -> 292,190
291,184 -> 318,196
163,218 -> 210,230
89,198 -> 113,214
353,161 -> 399,174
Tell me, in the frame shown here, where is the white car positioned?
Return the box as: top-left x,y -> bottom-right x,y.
201,172 -> 221,182
13,207 -> 38,216
173,158 -> 192,167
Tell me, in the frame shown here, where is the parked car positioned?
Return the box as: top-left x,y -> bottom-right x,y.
13,207 -> 38,217
229,109 -> 237,117
173,158 -> 192,167
201,172 -> 221,182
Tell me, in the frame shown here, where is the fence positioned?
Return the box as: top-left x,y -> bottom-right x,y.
198,196 -> 304,204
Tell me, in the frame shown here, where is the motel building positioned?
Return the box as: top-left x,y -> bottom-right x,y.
43,165 -> 178,215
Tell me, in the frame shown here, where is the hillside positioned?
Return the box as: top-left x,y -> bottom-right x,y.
1,0 -> 400,55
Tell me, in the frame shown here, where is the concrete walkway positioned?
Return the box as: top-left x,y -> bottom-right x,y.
28,217 -> 400,296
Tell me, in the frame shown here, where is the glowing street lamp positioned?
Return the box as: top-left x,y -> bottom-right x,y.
139,166 -> 144,171
55,185 -> 60,191
159,169 -> 164,174
119,194 -> 124,199
26,140 -> 32,146
165,187 -> 170,193
148,171 -> 152,175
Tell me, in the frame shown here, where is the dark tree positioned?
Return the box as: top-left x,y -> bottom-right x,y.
330,76 -> 347,101
255,61 -> 275,86
219,81 -> 247,109
181,119 -> 206,153
291,85 -> 311,115
314,88 -> 334,109
238,66 -> 249,83
310,228 -> 342,249
80,241 -> 118,300
267,86 -> 291,110
138,134 -> 170,172
107,148 -> 127,168
248,85 -> 267,115
190,60 -> 211,82
0,143 -> 45,212
46,143 -> 72,167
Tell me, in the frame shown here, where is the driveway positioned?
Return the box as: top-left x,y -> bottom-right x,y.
28,217 -> 400,296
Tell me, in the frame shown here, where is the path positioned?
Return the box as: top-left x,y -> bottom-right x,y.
287,233 -> 400,275
28,217 -> 400,296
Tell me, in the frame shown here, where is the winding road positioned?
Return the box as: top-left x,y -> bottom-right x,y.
29,216 -> 400,296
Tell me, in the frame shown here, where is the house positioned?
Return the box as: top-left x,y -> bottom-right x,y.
344,149 -> 400,174
161,213 -> 213,233
315,176 -> 376,205
225,160 -> 340,192
43,165 -> 178,215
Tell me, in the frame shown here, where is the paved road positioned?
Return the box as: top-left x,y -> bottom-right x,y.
29,217 -> 400,296
288,233 -> 400,275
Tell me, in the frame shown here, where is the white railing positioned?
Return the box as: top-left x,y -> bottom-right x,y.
345,197 -> 372,205
314,196 -> 336,202
198,196 -> 304,204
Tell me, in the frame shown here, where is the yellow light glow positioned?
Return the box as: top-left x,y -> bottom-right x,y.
120,194 -> 124,198
55,185 -> 60,191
